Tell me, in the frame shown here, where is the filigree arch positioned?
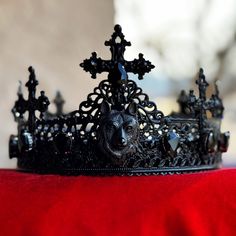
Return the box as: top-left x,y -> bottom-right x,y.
66,79 -> 164,139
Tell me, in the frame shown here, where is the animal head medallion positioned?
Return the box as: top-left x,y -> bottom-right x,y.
98,101 -> 139,165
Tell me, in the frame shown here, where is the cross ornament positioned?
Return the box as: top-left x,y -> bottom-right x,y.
12,67 -> 50,132
80,25 -> 154,81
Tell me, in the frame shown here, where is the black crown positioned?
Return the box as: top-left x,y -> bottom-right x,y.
9,25 -> 230,175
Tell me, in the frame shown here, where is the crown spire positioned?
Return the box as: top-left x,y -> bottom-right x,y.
12,67 -> 50,132
80,24 -> 154,82
53,91 -> 65,116
196,68 -> 209,101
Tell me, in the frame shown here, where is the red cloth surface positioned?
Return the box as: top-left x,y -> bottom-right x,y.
0,169 -> 236,236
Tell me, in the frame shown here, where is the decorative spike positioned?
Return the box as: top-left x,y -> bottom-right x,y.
25,66 -> 39,91
196,68 -> 209,101
17,81 -> 23,96
214,80 -> 220,96
54,91 -> 65,115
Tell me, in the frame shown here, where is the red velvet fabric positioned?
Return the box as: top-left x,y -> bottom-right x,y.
0,169 -> 236,236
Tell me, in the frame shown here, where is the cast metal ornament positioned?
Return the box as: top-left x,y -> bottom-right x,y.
9,25 -> 230,175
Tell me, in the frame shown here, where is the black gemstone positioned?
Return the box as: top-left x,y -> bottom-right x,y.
167,131 -> 180,152
118,63 -> 128,82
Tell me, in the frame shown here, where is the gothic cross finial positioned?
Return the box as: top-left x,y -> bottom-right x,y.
12,67 -> 50,132
80,25 -> 155,81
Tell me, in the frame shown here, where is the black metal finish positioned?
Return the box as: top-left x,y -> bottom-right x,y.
9,25 -> 230,176
80,24 -> 154,81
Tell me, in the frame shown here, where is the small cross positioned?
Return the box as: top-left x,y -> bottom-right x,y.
80,25 -> 154,82
12,67 -> 50,132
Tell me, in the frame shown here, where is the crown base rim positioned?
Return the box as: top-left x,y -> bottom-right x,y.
16,163 -> 222,176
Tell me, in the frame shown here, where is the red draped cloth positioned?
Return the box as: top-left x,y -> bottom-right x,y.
0,169 -> 235,236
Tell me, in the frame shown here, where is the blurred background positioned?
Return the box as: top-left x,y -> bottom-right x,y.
0,0 -> 235,168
